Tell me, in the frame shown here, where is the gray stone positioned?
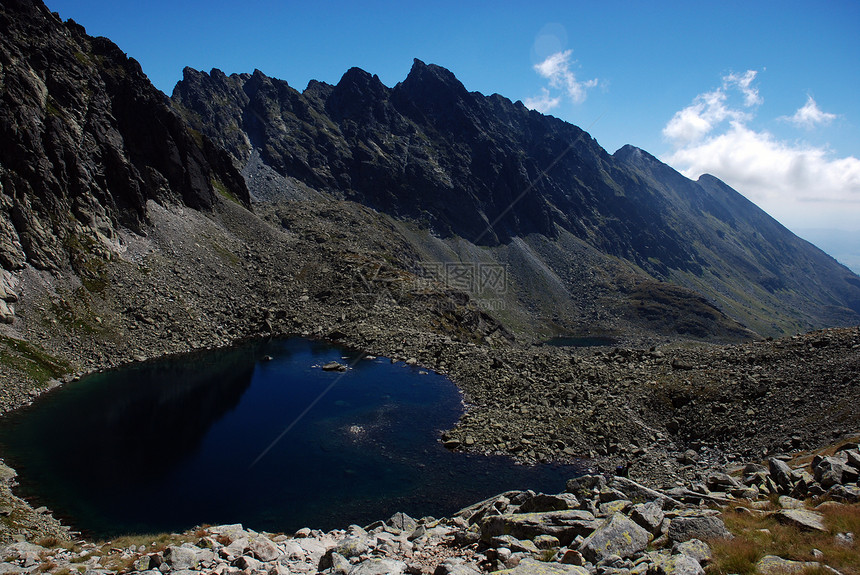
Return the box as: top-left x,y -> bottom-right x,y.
565,475 -> 606,496
335,536 -> 370,559
629,501 -> 664,535
775,509 -> 827,532
233,555 -> 263,571
610,476 -> 683,509
387,512 -> 418,533
756,555 -> 821,574
668,516 -> 732,543
705,472 -> 740,491
578,512 -> 651,563
0,542 -> 44,561
518,493 -> 579,513
768,458 -> 794,493
434,561 -> 482,575
827,484 -> 860,502
320,551 -> 351,575
650,553 -> 705,575
348,558 -> 407,575
777,496 -> 805,509
533,534 -> 560,550
493,557 -> 590,575
672,539 -> 712,565
164,546 -> 198,570
208,523 -> 247,543
489,535 -> 538,553
249,534 -> 281,562
845,449 -> 860,470
815,456 -> 858,487
322,361 -> 347,372
481,509 -> 598,547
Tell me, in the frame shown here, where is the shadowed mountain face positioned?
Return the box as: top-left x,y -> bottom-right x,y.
173,60 -> 860,338
0,0 -> 248,272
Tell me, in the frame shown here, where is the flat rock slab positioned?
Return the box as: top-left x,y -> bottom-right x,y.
482,510 -> 598,546
492,558 -> 590,575
578,513 -> 651,563
756,555 -> 821,574
348,558 -> 407,575
668,516 -> 732,543
774,509 -> 827,532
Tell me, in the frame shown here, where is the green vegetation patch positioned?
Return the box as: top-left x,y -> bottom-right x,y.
211,177 -> 241,205
709,503 -> 860,575
0,335 -> 71,386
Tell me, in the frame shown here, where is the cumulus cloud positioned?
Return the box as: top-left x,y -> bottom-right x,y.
663,70 -> 759,147
783,96 -> 837,129
525,49 -> 597,112
663,72 -> 860,231
524,88 -> 562,113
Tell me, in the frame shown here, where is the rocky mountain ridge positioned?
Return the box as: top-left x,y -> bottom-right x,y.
172,62 -> 860,339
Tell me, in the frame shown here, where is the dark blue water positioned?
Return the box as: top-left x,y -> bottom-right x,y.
0,338 -> 582,538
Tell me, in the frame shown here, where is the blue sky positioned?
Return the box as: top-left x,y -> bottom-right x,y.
46,1 -> 860,243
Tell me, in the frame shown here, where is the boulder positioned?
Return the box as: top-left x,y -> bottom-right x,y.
775,509 -> 826,532
387,512 -> 418,533
768,458 -> 794,493
610,476 -> 682,509
756,555 -> 821,574
827,484 -> 860,503
492,557 -> 589,575
434,561 -> 483,575
322,361 -> 347,372
668,516 -> 732,543
249,534 -> 281,562
629,501 -> 664,535
518,493 -> 579,513
565,475 -> 606,496
672,539 -> 712,565
650,553 -> 705,575
348,558 -> 407,575
705,473 -> 740,492
164,546 -> 199,570
578,513 -> 650,564
335,536 -> 370,559
489,535 -> 539,554
481,510 -> 598,546
814,456 -> 858,487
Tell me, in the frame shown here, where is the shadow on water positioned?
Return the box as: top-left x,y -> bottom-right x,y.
0,338 -> 585,538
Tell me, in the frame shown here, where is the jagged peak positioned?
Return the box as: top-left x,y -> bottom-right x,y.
399,58 -> 468,96
335,66 -> 388,93
613,144 -> 653,163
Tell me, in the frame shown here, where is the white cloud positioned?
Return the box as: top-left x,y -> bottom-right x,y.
663,70 -> 759,147
724,70 -> 762,107
783,96 -> 837,129
525,49 -> 597,112
663,74 -> 860,231
523,88 -> 561,113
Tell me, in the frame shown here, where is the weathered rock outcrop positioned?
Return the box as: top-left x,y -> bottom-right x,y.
0,0 -> 248,279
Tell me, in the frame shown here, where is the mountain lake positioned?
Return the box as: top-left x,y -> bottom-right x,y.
0,337 -> 584,538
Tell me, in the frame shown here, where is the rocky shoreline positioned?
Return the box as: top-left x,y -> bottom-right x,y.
1,439 -> 858,574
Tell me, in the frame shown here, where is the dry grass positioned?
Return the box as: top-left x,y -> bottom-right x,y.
707,502 -> 860,575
